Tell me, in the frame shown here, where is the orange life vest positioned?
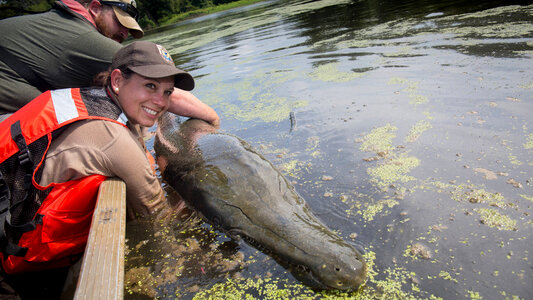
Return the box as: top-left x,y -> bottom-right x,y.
0,88 -> 127,274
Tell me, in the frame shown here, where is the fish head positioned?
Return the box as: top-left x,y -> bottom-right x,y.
306,243 -> 367,290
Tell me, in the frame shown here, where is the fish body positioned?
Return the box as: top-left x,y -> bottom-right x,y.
154,113 -> 366,290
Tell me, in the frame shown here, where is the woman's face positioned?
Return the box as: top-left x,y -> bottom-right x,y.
112,70 -> 174,127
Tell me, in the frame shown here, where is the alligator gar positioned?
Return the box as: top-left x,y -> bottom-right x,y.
154,113 -> 367,290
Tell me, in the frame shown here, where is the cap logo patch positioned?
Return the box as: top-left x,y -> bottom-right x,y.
157,44 -> 173,64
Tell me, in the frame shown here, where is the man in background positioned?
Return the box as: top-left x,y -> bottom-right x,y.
0,0 -> 143,116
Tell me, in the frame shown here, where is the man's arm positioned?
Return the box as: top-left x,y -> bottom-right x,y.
167,88 -> 220,128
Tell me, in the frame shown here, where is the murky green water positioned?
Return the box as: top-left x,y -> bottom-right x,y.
126,0 -> 533,298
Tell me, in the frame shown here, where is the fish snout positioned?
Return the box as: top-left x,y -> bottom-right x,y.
316,253 -> 367,290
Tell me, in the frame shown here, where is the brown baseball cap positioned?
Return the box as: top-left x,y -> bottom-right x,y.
112,41 -> 195,91
101,0 -> 144,38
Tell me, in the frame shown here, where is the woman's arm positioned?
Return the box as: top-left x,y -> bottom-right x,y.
167,88 -> 220,128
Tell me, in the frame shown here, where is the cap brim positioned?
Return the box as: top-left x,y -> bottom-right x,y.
129,65 -> 195,91
112,6 -> 144,39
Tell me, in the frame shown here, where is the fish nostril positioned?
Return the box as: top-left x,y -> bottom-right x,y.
335,267 -> 341,272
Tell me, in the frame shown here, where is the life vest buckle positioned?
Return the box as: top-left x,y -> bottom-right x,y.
18,149 -> 32,169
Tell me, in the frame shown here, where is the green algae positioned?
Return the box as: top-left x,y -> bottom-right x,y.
197,69 -> 308,123
520,194 -> 533,203
359,124 -> 398,153
283,0 -> 351,15
189,250 -> 441,299
136,3 -> 533,299
356,123 -> 422,221
467,290 -> 483,299
388,77 -> 429,105
309,62 -> 365,82
277,158 -> 313,178
524,134 -> 533,149
499,291 -> 524,300
313,5 -> 533,58
383,46 -> 414,57
353,251 -> 441,300
306,136 -> 321,158
441,23 -> 533,39
508,153 -> 523,166
359,199 -> 399,222
475,208 -> 518,231
154,0 -> 352,54
367,154 -> 420,189
429,180 -> 455,192
223,93 -> 307,123
279,159 -> 303,177
192,277 -> 316,299
519,82 -> 533,89
438,271 -> 458,283
448,184 -> 505,206
405,120 -> 432,143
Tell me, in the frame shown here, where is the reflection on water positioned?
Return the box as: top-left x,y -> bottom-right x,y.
128,0 -> 533,298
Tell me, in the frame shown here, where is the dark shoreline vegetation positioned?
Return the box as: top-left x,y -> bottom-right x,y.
0,0 -> 266,29
157,0 -> 266,26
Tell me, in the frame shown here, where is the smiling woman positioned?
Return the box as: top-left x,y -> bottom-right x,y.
106,41 -> 194,127
0,41 -> 218,297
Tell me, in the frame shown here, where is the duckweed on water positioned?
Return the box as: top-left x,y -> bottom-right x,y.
223,93 -> 307,123
449,184 -> 505,206
475,208 -> 518,231
524,134 -> 533,149
312,5 -> 533,54
405,120 -> 432,143
159,0 -> 352,54
191,250 -> 441,299
306,136 -> 321,158
508,153 -> 522,166
195,68 -> 307,123
388,77 -> 429,106
359,199 -> 399,222
441,23 -> 533,39
438,271 -> 458,283
520,194 -> 533,203
520,82 -> 533,89
279,159 -> 306,177
192,277 -> 316,299
367,154 -> 420,189
308,62 -> 365,82
359,124 -> 397,153
467,290 -> 483,300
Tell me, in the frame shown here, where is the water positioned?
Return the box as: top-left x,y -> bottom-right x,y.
126,0 -> 533,298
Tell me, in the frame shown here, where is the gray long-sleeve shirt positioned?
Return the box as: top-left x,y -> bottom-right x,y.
0,1 -> 122,114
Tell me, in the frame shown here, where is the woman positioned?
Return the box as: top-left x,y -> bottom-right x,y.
0,41 -> 218,274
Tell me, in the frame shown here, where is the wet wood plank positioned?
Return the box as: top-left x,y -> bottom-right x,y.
73,178 -> 126,300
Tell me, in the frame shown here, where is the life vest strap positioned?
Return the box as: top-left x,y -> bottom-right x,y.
10,120 -> 33,172
0,121 -> 39,258
0,172 -> 9,213
0,213 -> 28,258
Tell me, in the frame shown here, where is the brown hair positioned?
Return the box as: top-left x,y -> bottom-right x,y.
91,66 -> 135,87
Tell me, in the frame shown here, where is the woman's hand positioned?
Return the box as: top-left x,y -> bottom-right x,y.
156,155 -> 168,174
167,89 -> 220,128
